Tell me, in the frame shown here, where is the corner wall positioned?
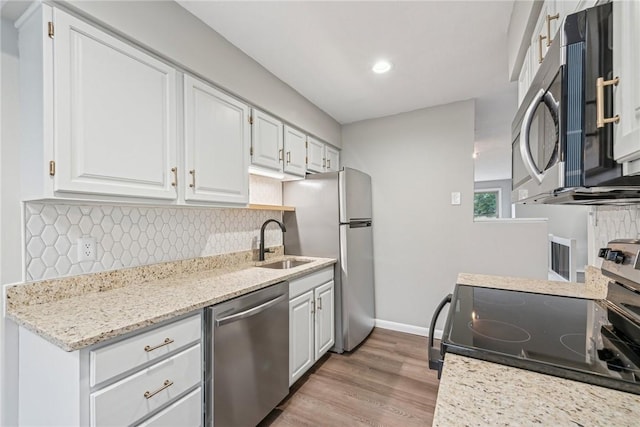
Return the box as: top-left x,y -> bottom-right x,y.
341,101 -> 548,332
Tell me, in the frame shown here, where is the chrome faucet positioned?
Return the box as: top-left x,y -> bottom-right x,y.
259,219 -> 286,261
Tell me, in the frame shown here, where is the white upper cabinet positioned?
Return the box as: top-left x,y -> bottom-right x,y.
251,109 -> 283,171
283,125 -> 307,176
307,136 -> 340,174
306,137 -> 326,173
517,46 -> 531,107
613,0 -> 640,165
184,75 -> 250,204
20,6 -> 178,200
325,146 -> 340,172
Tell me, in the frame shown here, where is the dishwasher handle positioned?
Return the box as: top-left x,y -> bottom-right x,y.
428,293 -> 452,378
215,293 -> 287,327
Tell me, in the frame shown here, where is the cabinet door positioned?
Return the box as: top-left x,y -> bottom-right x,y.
530,2 -> 554,78
613,0 -> 640,163
325,146 -> 340,172
184,75 -> 250,204
314,281 -> 335,360
283,126 -> 307,176
517,46 -> 531,107
289,291 -> 314,385
53,9 -> 178,200
251,109 -> 283,171
306,137 -> 325,173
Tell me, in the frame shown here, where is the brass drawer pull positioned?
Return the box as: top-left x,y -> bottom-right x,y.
538,34 -> 547,64
596,76 -> 620,128
327,159 -> 331,169
279,149 -> 284,162
317,298 -> 322,310
546,13 -> 559,46
144,337 -> 174,352
144,379 -> 173,399
286,151 -> 291,164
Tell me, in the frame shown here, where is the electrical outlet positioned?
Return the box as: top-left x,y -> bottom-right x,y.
77,237 -> 97,261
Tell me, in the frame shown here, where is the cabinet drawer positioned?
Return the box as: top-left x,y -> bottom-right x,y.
136,387 -> 202,427
90,314 -> 201,387
90,344 -> 201,427
289,267 -> 334,299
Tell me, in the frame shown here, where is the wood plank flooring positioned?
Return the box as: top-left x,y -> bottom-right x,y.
260,328 -> 440,427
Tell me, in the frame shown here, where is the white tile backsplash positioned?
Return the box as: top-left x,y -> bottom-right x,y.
25,202 -> 283,281
249,174 -> 283,205
589,205 -> 640,266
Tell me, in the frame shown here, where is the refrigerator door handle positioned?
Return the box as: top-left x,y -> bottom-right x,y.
341,220 -> 372,228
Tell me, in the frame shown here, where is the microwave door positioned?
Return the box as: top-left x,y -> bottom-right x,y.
520,89 -> 559,184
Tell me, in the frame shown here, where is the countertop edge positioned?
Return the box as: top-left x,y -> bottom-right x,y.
7,257 -> 336,352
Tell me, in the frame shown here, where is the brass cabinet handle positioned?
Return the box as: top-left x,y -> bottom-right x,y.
144,337 -> 174,352
596,76 -> 620,128
286,151 -> 291,164
279,149 -> 284,162
170,167 -> 177,187
144,379 -> 173,399
317,298 -> 322,310
538,34 -> 547,64
323,158 -> 326,168
327,159 -> 331,169
189,170 -> 195,188
546,13 -> 559,47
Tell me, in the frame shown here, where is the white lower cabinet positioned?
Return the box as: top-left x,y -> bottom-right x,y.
18,313 -> 203,426
289,267 -> 335,386
137,388 -> 202,427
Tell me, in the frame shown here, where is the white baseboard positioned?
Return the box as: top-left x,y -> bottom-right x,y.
374,319 -> 442,340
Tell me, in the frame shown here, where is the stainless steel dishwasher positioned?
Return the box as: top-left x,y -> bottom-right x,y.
206,281 -> 289,426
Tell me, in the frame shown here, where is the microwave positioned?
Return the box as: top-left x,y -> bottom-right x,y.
512,3 -> 640,205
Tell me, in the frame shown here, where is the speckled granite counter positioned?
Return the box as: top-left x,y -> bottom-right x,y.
6,251 -> 335,351
457,265 -> 609,300
433,353 -> 640,426
433,268 -> 637,426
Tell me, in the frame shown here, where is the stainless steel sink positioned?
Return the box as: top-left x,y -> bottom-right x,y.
259,259 -> 312,269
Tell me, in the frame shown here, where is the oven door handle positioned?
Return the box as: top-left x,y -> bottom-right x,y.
428,293 -> 452,378
520,88 -> 546,185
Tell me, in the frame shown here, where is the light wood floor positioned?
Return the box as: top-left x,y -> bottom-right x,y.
260,328 -> 440,427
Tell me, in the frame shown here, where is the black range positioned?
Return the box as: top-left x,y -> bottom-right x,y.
428,239 -> 640,396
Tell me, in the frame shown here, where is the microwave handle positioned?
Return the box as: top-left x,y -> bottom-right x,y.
520,88 -> 546,185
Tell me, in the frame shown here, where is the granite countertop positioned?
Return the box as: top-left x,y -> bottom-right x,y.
6,253 -> 335,351
433,353 -> 640,426
457,265 -> 609,300
432,268 -> 640,425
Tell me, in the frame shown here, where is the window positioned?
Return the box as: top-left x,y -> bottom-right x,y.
474,189 -> 501,219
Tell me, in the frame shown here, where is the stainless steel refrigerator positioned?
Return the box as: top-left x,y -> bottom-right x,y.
283,167 -> 375,353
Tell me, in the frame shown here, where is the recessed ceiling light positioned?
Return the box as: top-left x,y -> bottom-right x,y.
372,60 -> 392,74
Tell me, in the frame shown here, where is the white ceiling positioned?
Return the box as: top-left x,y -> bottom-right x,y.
177,0 -> 516,126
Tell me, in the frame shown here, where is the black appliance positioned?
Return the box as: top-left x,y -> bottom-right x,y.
428,239 -> 640,395
512,3 -> 640,205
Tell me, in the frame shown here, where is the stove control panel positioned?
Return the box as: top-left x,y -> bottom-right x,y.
601,240 -> 640,290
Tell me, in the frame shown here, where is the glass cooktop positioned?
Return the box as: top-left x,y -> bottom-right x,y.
442,285 -> 640,395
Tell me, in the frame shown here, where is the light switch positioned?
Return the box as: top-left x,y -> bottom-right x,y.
451,192 -> 461,205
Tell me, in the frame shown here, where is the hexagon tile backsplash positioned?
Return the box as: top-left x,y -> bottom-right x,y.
25,202 -> 283,281
590,205 -> 640,266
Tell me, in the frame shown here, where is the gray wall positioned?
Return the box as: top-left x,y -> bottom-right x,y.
474,179 -> 512,219
515,204 -> 590,272
341,101 -> 548,332
64,0 -> 342,147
